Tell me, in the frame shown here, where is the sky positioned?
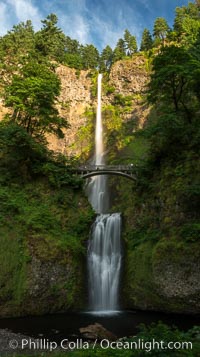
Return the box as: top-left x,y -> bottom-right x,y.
0,0 -> 194,50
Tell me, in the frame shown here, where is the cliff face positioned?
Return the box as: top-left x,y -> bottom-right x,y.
48,66 -> 93,156
124,241 -> 200,314
48,56 -> 150,157
0,180 -> 94,318
0,57 -> 150,157
109,56 -> 148,96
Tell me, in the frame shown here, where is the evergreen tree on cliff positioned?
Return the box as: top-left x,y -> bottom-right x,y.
124,29 -> 137,55
81,44 -> 99,69
153,17 -> 170,45
99,45 -> 113,72
140,28 -> 153,51
35,13 -> 66,61
113,38 -> 126,62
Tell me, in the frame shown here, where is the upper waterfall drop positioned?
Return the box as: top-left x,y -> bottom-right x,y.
95,73 -> 104,166
86,73 -> 108,213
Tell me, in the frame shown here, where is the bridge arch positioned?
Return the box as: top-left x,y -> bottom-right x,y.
81,170 -> 136,181
73,165 -> 137,181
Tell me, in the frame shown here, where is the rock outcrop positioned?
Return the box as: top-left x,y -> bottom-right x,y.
109,55 -> 148,96
80,323 -> 117,341
48,66 -> 93,156
124,241 -> 200,314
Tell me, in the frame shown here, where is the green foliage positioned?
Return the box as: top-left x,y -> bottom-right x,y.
0,115 -> 94,311
113,94 -> 133,108
110,1 -> 200,266
148,45 -> 198,114
81,44 -> 100,69
0,20 -> 35,66
0,179 -> 94,311
4,60 -> 69,140
124,29 -> 138,55
102,105 -> 124,158
113,38 -> 127,62
133,322 -> 200,356
99,45 -> 113,72
0,120 -> 82,188
153,17 -> 170,44
179,223 -> 200,242
0,121 -> 49,181
140,28 -> 153,51
174,3 -> 200,45
35,14 -> 66,61
72,106 -> 95,160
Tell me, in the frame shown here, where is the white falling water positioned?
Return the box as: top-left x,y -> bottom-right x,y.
88,214 -> 121,312
87,74 -> 108,213
87,74 -> 122,313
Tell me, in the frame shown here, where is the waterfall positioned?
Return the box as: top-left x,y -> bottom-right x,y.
87,74 -> 122,313
88,214 -> 121,311
86,74 -> 108,213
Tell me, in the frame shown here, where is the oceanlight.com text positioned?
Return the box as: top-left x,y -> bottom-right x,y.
9,337 -> 193,353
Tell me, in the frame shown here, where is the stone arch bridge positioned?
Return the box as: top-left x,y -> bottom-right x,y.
73,164 -> 137,181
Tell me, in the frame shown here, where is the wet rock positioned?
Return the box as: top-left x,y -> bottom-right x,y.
79,323 -> 117,341
0,329 -> 34,355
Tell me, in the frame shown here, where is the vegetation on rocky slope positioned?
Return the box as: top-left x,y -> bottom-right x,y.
107,2 -> 200,312
0,120 -> 94,316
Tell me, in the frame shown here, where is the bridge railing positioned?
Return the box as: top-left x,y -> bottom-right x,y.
77,164 -> 135,172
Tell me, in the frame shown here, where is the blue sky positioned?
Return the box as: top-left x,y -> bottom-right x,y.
0,0 -> 194,50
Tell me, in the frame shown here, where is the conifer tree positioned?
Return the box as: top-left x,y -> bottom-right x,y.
140,28 -> 153,51
35,13 -> 65,61
113,38 -> 126,62
153,17 -> 170,45
123,29 -> 137,55
81,44 -> 99,69
99,45 -> 113,71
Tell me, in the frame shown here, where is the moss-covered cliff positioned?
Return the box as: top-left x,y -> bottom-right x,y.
0,122 -> 95,317
110,112 -> 200,314
0,176 -> 94,317
0,177 -> 94,317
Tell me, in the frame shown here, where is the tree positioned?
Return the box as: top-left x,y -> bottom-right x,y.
4,60 -> 69,139
113,38 -> 126,62
153,17 -> 170,45
123,29 -> 137,55
140,28 -> 153,51
99,45 -> 113,71
0,20 -> 35,63
63,36 -> 83,69
81,44 -> 99,69
35,13 -> 66,61
174,3 -> 200,45
148,45 -> 196,116
64,36 -> 80,54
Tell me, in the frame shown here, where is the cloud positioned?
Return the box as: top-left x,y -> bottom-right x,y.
83,0 -> 145,50
0,2 -> 10,36
59,13 -> 91,45
7,0 -> 42,29
0,0 -> 42,36
0,0 -> 189,50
